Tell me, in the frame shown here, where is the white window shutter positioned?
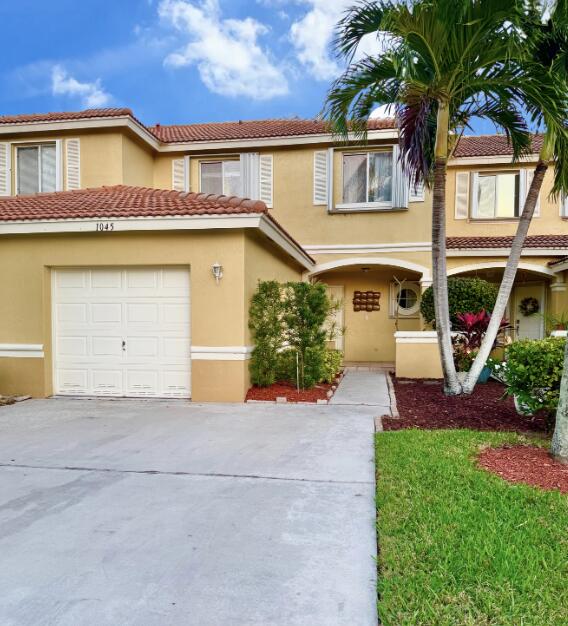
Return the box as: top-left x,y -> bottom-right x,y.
172,158 -> 187,192
525,169 -> 540,216
391,145 -> 409,208
259,154 -> 273,207
240,153 -> 259,199
455,171 -> 470,219
409,180 -> 425,202
0,142 -> 11,196
313,150 -> 328,205
65,138 -> 80,190
54,140 -> 63,191
561,195 -> 568,217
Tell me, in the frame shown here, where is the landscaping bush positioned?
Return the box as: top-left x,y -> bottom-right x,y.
248,280 -> 284,387
501,337 -> 565,419
322,349 -> 343,383
249,280 -> 338,389
283,282 -> 330,389
420,277 -> 498,326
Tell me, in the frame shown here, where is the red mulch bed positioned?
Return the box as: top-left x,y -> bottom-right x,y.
385,377 -> 548,433
246,380 -> 333,403
479,445 -> 568,494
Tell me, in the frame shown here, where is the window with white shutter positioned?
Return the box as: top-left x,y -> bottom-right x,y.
16,143 -> 58,195
561,195 -> 568,217
65,138 -> 81,190
0,142 -> 11,196
172,158 -> 187,192
259,154 -> 273,207
409,180 -> 425,202
455,171 -> 470,219
313,150 -> 328,205
524,169 -> 540,216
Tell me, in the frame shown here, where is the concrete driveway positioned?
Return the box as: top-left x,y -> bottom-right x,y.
0,398 -> 378,626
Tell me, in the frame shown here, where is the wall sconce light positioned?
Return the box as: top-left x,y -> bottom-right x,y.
212,262 -> 223,284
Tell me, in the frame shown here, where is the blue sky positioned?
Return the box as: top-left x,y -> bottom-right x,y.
0,0 -> 496,131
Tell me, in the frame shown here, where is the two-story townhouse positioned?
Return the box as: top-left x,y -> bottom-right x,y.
0,108 -> 566,401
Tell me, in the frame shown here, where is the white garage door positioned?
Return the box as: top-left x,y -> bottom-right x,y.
53,267 -> 191,398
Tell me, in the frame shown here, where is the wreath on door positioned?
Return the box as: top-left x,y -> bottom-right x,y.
519,296 -> 540,316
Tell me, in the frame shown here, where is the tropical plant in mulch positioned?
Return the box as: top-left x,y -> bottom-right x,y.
497,337 -> 565,430
249,281 -> 340,390
323,0 -> 568,398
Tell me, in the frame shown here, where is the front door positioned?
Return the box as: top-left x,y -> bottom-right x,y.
513,284 -> 545,340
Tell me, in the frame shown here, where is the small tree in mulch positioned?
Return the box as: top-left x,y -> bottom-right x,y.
282,282 -> 330,390
248,281 -> 333,390
248,280 -> 284,387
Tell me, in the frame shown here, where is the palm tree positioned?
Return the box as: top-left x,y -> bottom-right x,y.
464,0 -> 568,394
323,0 -> 567,395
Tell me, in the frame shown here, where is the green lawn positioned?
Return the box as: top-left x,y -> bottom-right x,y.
376,430 -> 568,626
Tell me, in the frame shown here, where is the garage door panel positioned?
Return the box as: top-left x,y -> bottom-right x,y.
92,370 -> 123,395
57,369 -> 89,394
54,268 -> 190,398
57,303 -> 88,323
92,336 -> 123,357
91,303 -> 122,324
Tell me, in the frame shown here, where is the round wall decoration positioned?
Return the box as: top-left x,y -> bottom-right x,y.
519,296 -> 540,316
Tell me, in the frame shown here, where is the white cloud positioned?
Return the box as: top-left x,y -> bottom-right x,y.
290,0 -> 386,81
51,65 -> 111,108
158,0 -> 288,100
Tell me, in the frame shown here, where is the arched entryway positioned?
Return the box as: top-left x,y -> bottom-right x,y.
308,257 -> 431,364
447,262 -> 557,340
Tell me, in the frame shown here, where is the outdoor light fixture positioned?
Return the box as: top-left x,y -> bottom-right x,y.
212,262 -> 223,284
361,267 -> 371,273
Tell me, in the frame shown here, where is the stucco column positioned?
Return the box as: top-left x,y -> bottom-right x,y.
549,279 -> 567,317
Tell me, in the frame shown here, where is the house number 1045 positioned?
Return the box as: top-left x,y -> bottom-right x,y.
95,222 -> 115,232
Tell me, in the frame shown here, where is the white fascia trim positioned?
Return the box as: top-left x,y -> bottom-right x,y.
191,346 -> 253,361
160,129 -> 399,153
304,242 -> 432,255
448,153 -> 540,166
0,213 -> 313,271
395,331 -> 438,344
0,343 -> 44,358
447,248 -> 568,257
308,256 -> 432,282
551,261 -> 568,273
258,215 -> 314,269
447,261 -> 556,277
0,117 -> 160,151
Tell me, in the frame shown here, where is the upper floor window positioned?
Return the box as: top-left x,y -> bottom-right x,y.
200,160 -> 241,196
17,143 -> 57,195
342,151 -> 393,206
475,171 -> 520,219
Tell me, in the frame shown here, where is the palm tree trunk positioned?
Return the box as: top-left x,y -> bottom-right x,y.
551,336 -> 568,462
432,102 -> 460,394
462,160 -> 548,394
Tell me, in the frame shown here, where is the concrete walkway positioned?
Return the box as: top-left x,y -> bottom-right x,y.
330,368 -> 391,411
0,398 -> 378,626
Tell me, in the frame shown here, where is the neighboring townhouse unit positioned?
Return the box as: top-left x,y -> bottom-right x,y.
0,108 -> 566,400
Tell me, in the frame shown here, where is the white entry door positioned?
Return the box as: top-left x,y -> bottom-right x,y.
53,267 -> 191,398
513,284 -> 545,340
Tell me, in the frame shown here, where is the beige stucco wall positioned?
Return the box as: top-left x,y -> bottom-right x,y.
121,135 -> 155,187
316,269 -> 421,362
0,228 -> 305,402
396,340 -> 443,378
446,163 -> 566,237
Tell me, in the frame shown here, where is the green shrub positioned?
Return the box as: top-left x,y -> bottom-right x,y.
275,349 -> 297,383
420,277 -> 498,326
282,282 -> 330,389
248,280 -> 284,387
322,349 -> 343,383
502,337 -> 565,416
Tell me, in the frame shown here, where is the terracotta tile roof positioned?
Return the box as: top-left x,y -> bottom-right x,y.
447,235 -> 568,249
548,256 -> 568,266
453,134 -> 543,158
0,185 -> 267,221
148,118 -> 397,143
0,108 -> 135,126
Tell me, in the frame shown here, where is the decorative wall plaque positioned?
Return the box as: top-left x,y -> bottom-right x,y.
353,290 -> 381,312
